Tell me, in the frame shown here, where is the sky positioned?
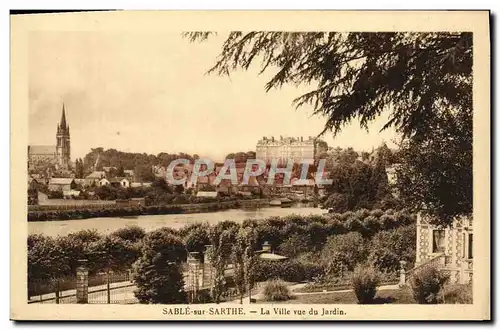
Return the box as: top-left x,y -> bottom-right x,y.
28,31 -> 399,162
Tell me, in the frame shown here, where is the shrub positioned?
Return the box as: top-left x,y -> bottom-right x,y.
368,224 -> 416,274
320,232 -> 368,274
351,265 -> 380,304
442,284 -> 473,304
110,225 -> 146,243
263,279 -> 293,302
409,266 -> 450,304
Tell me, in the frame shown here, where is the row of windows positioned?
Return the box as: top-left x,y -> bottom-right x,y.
432,230 -> 473,259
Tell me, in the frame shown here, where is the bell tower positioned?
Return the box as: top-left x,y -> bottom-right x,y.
56,103 -> 71,168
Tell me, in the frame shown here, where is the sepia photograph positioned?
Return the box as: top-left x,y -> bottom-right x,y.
10,10 -> 490,320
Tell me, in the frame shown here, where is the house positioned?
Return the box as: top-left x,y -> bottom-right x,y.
98,178 -> 110,187
110,177 -> 130,188
414,214 -> 473,284
63,190 -> 81,198
85,171 -> 106,186
48,178 -> 76,192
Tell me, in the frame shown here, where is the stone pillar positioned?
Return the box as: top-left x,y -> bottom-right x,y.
187,252 -> 201,303
399,261 -> 407,287
203,245 -> 214,288
76,259 -> 89,304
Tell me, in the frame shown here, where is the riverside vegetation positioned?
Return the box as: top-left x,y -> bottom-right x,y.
29,209 -> 419,303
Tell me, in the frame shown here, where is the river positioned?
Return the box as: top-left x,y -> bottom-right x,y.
28,206 -> 326,237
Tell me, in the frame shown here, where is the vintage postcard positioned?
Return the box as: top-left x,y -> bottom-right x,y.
10,10 -> 490,321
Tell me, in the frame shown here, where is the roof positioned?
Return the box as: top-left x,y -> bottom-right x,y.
124,170 -> 134,175
49,178 -> 74,185
86,171 -> 106,179
28,145 -> 56,155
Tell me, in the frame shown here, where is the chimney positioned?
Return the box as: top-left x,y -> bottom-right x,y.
301,136 -> 303,142
271,136 -> 275,142
280,135 -> 283,141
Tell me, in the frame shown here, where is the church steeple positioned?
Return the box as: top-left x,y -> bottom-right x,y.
60,103 -> 67,129
56,102 -> 71,168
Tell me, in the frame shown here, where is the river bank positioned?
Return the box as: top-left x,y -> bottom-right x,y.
28,198 -> 275,222
28,206 -> 327,237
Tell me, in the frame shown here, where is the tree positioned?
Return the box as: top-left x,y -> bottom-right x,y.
232,228 -> 247,304
207,222 -> 237,303
28,234 -> 70,281
92,235 -> 139,272
75,158 -> 85,178
184,32 -> 472,225
395,111 -> 472,226
133,229 -> 187,304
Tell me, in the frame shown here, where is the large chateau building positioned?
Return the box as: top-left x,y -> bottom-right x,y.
256,136 -> 328,164
28,104 -> 71,170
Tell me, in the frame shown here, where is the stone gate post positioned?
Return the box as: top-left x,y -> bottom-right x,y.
76,259 -> 89,304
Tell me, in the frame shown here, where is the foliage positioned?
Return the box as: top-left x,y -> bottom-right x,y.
185,32 -> 471,139
208,222 -> 237,303
368,224 -> 416,274
232,228 -> 247,303
183,223 -> 210,256
263,279 -> 293,302
277,233 -> 313,258
442,284 -> 473,304
91,235 -> 140,272
254,259 -> 323,283
395,110 -> 472,226
133,229 -> 187,304
409,266 -> 450,304
28,234 -> 70,280
320,232 -> 368,276
351,265 -> 381,304
323,158 -> 393,213
110,225 -> 146,243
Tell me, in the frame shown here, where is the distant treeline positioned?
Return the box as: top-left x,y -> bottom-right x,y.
28,199 -> 269,222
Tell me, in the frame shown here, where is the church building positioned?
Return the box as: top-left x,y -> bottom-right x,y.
28,104 -> 71,170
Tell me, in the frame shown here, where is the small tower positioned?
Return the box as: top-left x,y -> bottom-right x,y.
56,103 -> 71,168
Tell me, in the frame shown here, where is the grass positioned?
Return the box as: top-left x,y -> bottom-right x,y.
259,288 -> 416,304
268,284 -> 473,304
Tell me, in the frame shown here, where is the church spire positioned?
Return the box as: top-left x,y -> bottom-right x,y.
60,103 -> 67,129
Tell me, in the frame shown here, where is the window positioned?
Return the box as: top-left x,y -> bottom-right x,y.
468,233 -> 473,259
432,229 -> 446,253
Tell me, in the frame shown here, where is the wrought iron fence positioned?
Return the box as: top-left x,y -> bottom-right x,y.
28,271 -> 137,304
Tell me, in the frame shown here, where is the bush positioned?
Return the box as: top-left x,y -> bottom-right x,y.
110,225 -> 146,243
263,279 -> 293,301
409,266 -> 450,304
133,230 -> 187,304
320,232 -> 368,275
351,265 -> 380,304
442,284 -> 473,304
368,224 -> 416,274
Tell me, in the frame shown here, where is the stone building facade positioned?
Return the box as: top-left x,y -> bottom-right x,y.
256,136 -> 327,164
416,213 -> 473,284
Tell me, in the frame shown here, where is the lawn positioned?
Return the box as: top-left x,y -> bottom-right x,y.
259,288 -> 416,304
259,284 -> 473,304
